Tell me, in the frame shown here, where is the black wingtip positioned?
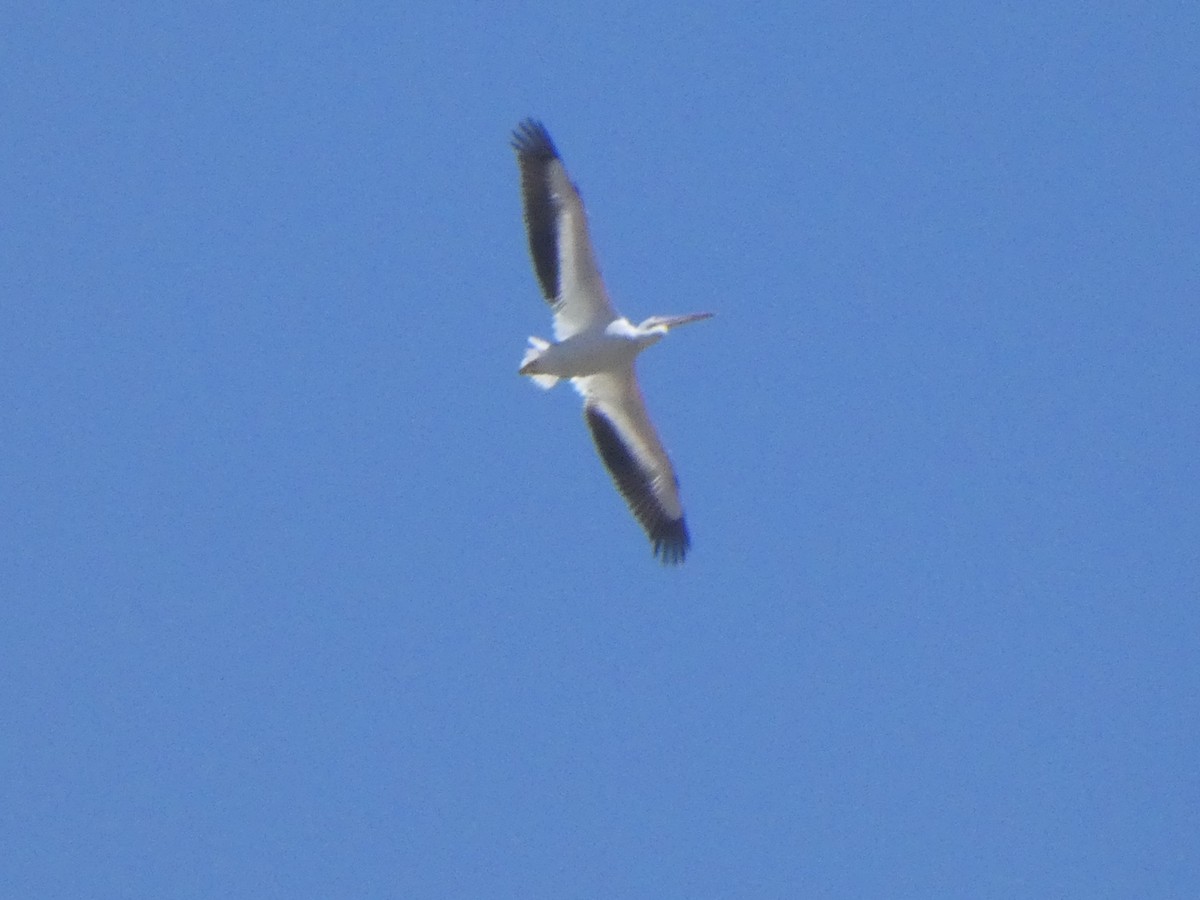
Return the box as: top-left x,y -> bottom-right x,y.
511,119 -> 559,159
652,519 -> 690,566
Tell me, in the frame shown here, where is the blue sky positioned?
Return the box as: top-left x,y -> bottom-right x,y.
3,3 -> 1198,897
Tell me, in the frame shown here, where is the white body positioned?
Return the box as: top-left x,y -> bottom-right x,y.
511,119 -> 712,563
522,319 -> 662,382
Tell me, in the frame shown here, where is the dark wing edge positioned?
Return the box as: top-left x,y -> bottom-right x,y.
511,119 -> 561,302
584,404 -> 690,565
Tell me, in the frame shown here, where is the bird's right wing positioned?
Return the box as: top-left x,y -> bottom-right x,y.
511,119 -> 618,339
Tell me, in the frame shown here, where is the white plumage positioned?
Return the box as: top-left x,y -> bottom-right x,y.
511,119 -> 713,564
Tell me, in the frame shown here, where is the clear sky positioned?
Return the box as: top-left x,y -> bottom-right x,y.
3,3 -> 1198,897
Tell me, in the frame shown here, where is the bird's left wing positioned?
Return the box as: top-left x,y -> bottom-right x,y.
511,119 -> 618,339
574,368 -> 690,564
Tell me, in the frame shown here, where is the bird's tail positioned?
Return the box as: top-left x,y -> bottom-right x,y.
520,336 -> 559,389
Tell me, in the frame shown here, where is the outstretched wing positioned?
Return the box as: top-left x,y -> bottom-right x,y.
511,119 -> 619,339
574,368 -> 690,564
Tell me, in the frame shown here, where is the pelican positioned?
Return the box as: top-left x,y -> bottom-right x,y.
511,119 -> 713,564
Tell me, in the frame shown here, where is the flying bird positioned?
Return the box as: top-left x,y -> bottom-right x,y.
511,119 -> 713,564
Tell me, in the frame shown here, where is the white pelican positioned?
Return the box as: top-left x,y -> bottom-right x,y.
511,119 -> 713,564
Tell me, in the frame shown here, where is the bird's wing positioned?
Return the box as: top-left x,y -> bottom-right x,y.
511,119 -> 619,339
574,367 -> 690,564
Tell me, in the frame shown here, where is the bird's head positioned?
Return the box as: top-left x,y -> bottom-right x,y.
636,312 -> 715,337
